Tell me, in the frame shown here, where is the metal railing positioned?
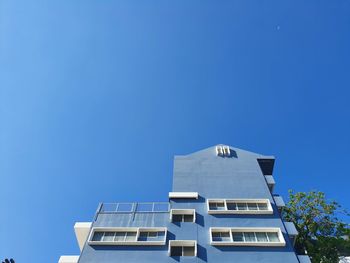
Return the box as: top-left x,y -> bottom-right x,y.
99,202 -> 170,213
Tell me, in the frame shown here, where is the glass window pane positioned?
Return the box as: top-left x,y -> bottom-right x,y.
117,203 -> 133,212
103,232 -> 115,241
92,232 -> 104,241
136,203 -> 153,212
138,232 -> 148,241
153,203 -> 169,212
267,232 -> 280,242
244,232 -> 256,242
237,203 -> 248,210
184,215 -> 194,222
226,202 -> 237,210
212,232 -> 221,241
183,246 -> 195,256
172,214 -> 183,222
148,232 -> 157,237
114,232 -> 126,241
232,232 -> 244,242
221,235 -> 231,242
101,203 -> 117,212
209,203 -> 216,210
209,202 -> 225,210
258,203 -> 268,210
256,232 -> 268,242
170,246 -> 182,256
247,203 -> 258,210
125,232 -> 137,241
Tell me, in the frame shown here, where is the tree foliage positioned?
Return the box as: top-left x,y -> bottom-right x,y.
283,190 -> 350,263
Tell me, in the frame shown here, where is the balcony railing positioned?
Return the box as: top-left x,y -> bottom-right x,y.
99,202 -> 170,213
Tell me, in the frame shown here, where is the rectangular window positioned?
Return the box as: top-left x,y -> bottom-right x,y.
208,201 -> 226,211
138,231 -> 165,242
170,209 -> 195,223
169,240 -> 197,257
208,199 -> 273,214
212,231 -> 231,242
89,228 -> 166,245
210,228 -> 285,246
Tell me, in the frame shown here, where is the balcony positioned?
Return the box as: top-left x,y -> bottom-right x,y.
99,202 -> 170,213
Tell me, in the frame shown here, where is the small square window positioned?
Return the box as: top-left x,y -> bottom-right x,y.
232,232 -> 244,242
267,232 -> 279,242
258,203 -> 268,210
247,203 -> 258,210
183,215 -> 194,222
256,232 -> 268,242
183,246 -> 195,256
171,209 -> 195,223
244,232 -> 256,242
125,232 -> 137,241
170,246 -> 182,256
92,232 -> 104,241
172,215 -> 183,222
226,202 -> 237,210
103,232 -> 115,241
209,201 -> 225,210
237,203 -> 248,210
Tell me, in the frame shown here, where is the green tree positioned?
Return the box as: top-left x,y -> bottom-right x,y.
283,190 -> 350,263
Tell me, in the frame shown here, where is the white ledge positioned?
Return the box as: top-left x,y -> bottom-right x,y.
58,256 -> 79,263
169,192 -> 198,199
74,222 -> 92,251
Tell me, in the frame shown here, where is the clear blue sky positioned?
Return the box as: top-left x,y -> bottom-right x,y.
1,0 -> 350,262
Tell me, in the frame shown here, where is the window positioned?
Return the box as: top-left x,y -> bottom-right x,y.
209,201 -> 225,211
169,240 -> 197,257
138,231 -> 165,242
210,228 -> 285,246
170,209 -> 196,223
216,145 -> 231,157
89,228 -> 167,245
212,231 -> 231,242
208,199 -> 273,214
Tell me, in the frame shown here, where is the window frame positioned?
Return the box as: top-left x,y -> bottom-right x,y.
88,227 -> 167,246
170,209 -> 196,223
207,199 -> 273,215
210,227 -> 285,247
168,240 -> 197,257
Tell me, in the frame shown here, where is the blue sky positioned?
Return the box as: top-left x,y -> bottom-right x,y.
1,0 -> 350,262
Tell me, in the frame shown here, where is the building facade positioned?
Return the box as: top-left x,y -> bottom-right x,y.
59,145 -> 311,263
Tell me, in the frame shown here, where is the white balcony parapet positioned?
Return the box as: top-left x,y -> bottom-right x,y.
169,192 -> 198,199
74,222 -> 92,251
58,256 -> 79,263
297,255 -> 312,263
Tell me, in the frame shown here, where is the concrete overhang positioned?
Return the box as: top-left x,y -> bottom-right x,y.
74,222 -> 92,251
